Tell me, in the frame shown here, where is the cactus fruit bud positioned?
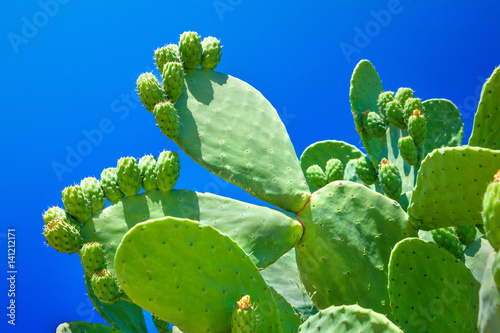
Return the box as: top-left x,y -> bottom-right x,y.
154,44 -> 180,74
100,167 -> 125,204
325,158 -> 344,183
152,315 -> 171,333
80,177 -> 105,214
431,227 -> 464,259
43,206 -> 66,225
362,110 -> 387,138
378,158 -> 402,200
116,157 -> 142,197
377,91 -> 394,123
231,295 -> 257,333
44,219 -> 82,254
408,109 -> 427,149
137,72 -> 165,113
157,151 -> 180,192
179,31 -> 203,70
403,97 -> 423,122
395,87 -> 414,107
91,269 -> 121,305
62,185 -> 92,223
154,101 -> 180,140
306,165 -> 328,189
354,156 -> 378,185
161,62 -> 185,103
386,99 -> 407,130
398,136 -> 419,166
138,155 -> 158,192
483,170 -> 500,250
453,225 -> 477,246
201,36 -> 222,70
79,242 -> 106,277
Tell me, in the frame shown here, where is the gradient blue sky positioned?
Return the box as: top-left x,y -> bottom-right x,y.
1,1 -> 500,332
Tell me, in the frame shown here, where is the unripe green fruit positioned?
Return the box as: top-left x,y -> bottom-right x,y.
80,177 -> 105,214
201,36 -> 222,70
395,87 -> 414,107
325,158 -> 344,183
306,164 -> 328,189
137,72 -> 165,113
483,171 -> 500,250
91,269 -> 121,305
161,62 -> 184,103
79,242 -> 106,277
403,97 -> 423,122
362,110 -> 387,138
377,91 -> 394,123
378,158 -> 402,200
231,295 -> 257,333
154,101 -> 180,140
100,167 -> 125,204
354,156 -> 378,185
431,227 -> 463,259
138,155 -> 158,192
116,157 -> 142,197
408,109 -> 427,148
179,31 -> 202,70
453,225 -> 477,246
62,185 -> 92,223
154,44 -> 180,74
398,136 -> 418,166
386,100 -> 406,130
157,151 -> 180,192
43,206 -> 66,224
44,219 -> 82,254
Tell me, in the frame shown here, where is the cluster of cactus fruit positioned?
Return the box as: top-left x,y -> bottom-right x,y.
46,31 -> 500,333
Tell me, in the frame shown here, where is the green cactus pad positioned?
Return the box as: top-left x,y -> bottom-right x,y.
354,155 -> 378,185
114,217 -> 282,333
408,146 -> 500,230
305,165 -> 327,189
80,177 -> 105,214
386,100 -> 406,130
454,224 -> 477,246
178,31 -> 202,70
483,171 -> 500,250
162,62 -> 184,103
421,99 -> 463,155
137,72 -> 165,113
398,136 -> 418,166
296,181 -> 416,316
269,286 -> 301,333
378,159 -> 402,200
297,304 -> 402,333
91,269 -> 121,304
201,36 -> 222,70
362,110 -> 387,138
44,219 -> 82,254
116,157 -> 142,197
155,44 -> 180,75
100,167 -> 125,203
79,242 -> 106,277
154,101 -> 180,140
464,237 -> 494,283
56,321 -> 119,332
84,275 -> 147,333
431,227 -> 464,259
469,65 -> 500,150
300,140 -> 364,191
325,158 -> 344,183
173,69 -> 310,213
157,150 -> 180,192
81,189 -> 302,272
62,185 -> 92,223
479,251 -> 500,332
153,315 -> 171,333
138,155 -> 158,192
408,109 -> 427,149
377,91 -> 394,122
394,87 -> 414,107
388,238 -> 480,332
403,97 -> 422,121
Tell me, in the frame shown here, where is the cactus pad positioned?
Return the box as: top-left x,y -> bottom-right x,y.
478,251 -> 500,332
114,217 -> 282,333
56,321 -> 119,332
201,36 -> 222,70
483,171 -> 500,250
100,167 -> 125,203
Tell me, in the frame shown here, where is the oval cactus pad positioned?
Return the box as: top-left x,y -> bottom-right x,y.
115,217 -> 282,333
